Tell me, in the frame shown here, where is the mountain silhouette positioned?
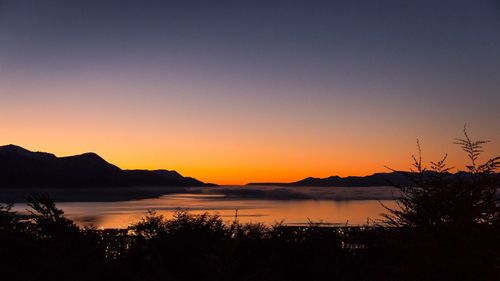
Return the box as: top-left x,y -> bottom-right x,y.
247,173 -> 417,187
0,145 -> 215,187
247,172 -> 500,187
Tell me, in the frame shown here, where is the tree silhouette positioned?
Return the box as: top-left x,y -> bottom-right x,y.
384,126 -> 500,227
0,203 -> 18,232
26,193 -> 80,238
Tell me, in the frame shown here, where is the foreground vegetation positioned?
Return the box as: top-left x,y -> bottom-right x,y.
0,202 -> 499,281
0,128 -> 499,281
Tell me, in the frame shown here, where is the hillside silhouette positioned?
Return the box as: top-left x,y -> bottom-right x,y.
247,173 -> 414,187
0,145 -> 215,188
247,172 -> 500,187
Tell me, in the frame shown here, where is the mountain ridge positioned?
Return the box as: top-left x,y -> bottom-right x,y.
0,144 -> 215,188
246,171 -> 500,187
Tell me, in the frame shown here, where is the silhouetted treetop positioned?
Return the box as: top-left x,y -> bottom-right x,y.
384,127 -> 500,228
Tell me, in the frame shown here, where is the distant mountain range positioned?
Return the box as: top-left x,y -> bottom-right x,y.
0,145 -> 215,188
247,172 -> 500,187
247,173 -> 414,187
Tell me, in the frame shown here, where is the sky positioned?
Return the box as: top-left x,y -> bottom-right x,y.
0,0 -> 499,184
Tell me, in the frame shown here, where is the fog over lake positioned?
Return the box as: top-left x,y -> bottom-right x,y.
5,186 -> 399,228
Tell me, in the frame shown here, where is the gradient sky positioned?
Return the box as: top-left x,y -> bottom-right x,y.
1,0 -> 499,184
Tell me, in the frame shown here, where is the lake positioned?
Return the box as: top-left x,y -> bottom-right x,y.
7,186 -> 399,228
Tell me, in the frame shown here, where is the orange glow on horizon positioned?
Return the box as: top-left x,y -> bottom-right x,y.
3,134 -> 498,185
1,74 -> 499,185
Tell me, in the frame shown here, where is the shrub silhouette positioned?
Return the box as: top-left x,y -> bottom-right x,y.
124,210 -> 353,281
384,126 -> 500,227
1,194 -> 112,281
0,198 -> 498,280
0,203 -> 17,231
377,127 -> 500,280
26,193 -> 80,238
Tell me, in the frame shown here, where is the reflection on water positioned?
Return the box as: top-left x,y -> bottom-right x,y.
12,193 -> 397,229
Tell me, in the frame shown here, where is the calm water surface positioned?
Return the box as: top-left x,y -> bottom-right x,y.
12,193 -> 396,228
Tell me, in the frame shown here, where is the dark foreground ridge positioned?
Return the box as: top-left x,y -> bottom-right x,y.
0,144 -> 216,188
